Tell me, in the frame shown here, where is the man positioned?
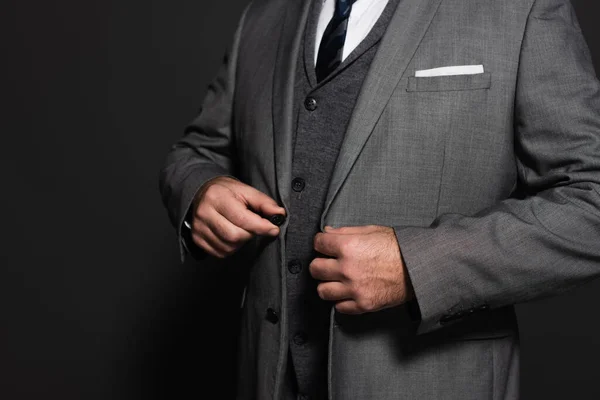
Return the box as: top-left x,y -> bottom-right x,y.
158,0 -> 600,398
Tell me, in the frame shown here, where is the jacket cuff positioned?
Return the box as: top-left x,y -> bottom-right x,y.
392,225 -> 465,335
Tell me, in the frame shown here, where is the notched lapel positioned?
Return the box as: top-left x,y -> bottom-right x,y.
319,0 -> 445,231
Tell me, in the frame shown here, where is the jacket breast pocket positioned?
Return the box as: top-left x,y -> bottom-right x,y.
406,72 -> 492,92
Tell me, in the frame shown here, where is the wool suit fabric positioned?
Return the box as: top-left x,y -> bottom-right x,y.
158,0 -> 600,398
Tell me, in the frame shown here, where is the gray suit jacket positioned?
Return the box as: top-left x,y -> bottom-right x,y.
158,0 -> 600,398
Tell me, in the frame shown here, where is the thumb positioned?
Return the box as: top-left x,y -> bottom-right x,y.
324,224 -> 379,234
239,185 -> 286,217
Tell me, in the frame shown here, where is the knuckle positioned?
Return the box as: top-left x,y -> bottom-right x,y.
231,189 -> 248,206
220,242 -> 236,254
316,284 -> 326,299
228,230 -> 244,243
355,294 -> 369,311
203,186 -> 219,202
192,237 -> 202,249
191,220 -> 206,235
220,228 -> 240,243
349,236 -> 360,249
308,260 -> 317,275
191,232 -> 204,247
338,262 -> 350,279
222,248 -> 236,258
233,210 -> 250,227
194,204 -> 210,221
210,247 -> 227,259
313,233 -> 322,249
356,297 -> 371,312
339,239 -> 353,255
348,285 -> 358,299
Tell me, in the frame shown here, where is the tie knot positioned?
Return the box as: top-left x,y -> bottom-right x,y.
334,0 -> 356,18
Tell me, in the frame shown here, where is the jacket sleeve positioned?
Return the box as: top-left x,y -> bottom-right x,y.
394,0 -> 600,335
158,3 -> 252,264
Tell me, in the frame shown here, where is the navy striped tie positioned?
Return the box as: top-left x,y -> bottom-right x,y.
315,0 -> 358,83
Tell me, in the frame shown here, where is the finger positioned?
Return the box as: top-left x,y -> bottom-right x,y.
194,222 -> 234,255
317,282 -> 352,302
334,300 -> 364,315
191,231 -> 225,258
237,184 -> 286,218
216,197 -> 281,236
202,208 -> 253,245
324,224 -> 380,234
309,257 -> 344,281
259,202 -> 287,221
313,232 -> 344,257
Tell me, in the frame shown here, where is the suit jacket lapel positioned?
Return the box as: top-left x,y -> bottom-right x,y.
272,0 -> 314,212
303,0 -> 321,88
319,0 -> 445,230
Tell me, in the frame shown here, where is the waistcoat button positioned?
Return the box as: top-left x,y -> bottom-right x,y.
304,96 -> 317,111
287,259 -> 302,274
292,177 -> 305,192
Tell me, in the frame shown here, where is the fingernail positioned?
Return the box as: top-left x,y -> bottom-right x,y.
269,228 -> 279,235
324,225 -> 333,231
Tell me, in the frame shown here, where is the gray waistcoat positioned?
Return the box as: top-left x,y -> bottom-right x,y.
284,0 -> 400,397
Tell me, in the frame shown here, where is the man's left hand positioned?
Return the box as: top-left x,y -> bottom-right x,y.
309,225 -> 415,314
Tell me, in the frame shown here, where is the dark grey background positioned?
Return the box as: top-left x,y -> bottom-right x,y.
2,0 -> 599,399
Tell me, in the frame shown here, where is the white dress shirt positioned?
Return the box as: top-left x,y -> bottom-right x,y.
314,0 -> 390,67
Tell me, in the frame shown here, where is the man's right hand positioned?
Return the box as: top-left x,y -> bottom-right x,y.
188,176 -> 286,259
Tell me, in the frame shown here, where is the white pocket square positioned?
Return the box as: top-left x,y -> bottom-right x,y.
415,64 -> 484,77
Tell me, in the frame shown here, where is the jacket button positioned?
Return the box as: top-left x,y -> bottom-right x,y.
292,177 -> 305,192
269,214 -> 286,226
293,332 -> 307,346
304,96 -> 317,111
288,259 -> 302,274
265,308 -> 279,324
440,310 -> 465,325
